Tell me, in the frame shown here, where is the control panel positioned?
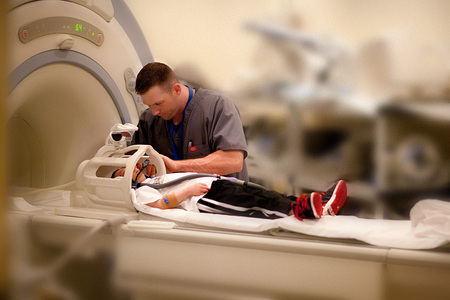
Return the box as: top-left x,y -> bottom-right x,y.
124,68 -> 148,116
19,16 -> 104,46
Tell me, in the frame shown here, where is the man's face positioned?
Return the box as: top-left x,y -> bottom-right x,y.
141,84 -> 179,120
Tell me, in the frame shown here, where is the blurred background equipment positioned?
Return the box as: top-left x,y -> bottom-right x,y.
376,103 -> 450,194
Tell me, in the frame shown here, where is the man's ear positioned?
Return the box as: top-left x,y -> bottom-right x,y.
172,82 -> 182,95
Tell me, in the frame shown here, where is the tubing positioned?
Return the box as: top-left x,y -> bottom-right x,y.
136,173 -> 267,190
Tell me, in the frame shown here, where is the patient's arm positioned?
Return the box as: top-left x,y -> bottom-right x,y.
145,183 -> 210,209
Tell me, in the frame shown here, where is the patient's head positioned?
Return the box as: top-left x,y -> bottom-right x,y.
111,163 -> 147,183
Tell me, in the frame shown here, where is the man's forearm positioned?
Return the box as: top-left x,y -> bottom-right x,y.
172,150 -> 244,175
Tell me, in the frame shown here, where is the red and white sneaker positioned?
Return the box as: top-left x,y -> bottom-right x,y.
321,180 -> 347,216
292,192 -> 323,221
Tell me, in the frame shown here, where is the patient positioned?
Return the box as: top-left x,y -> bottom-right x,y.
113,165 -> 347,221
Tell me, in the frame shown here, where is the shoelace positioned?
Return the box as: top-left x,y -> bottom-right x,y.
321,182 -> 337,203
292,194 -> 309,220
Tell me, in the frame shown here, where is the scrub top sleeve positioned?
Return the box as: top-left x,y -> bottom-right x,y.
210,99 -> 248,157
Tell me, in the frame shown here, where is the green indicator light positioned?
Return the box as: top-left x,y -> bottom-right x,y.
92,32 -> 94,36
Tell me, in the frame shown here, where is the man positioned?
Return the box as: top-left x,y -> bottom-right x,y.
132,62 -> 248,180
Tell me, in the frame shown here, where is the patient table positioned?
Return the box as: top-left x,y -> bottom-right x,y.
8,144 -> 450,299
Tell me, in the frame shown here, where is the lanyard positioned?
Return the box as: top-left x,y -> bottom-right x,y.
170,86 -> 193,160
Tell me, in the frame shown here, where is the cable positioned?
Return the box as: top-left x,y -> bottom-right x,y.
135,159 -> 150,179
132,159 -> 150,188
136,173 -> 267,190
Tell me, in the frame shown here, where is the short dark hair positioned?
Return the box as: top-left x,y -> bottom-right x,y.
135,62 -> 179,95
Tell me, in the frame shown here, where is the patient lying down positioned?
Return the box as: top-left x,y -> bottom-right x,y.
113,165 -> 347,221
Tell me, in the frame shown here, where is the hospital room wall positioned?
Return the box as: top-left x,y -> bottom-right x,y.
125,0 -> 450,92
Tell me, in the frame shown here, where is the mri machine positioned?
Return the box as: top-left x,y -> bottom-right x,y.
6,1 -> 450,299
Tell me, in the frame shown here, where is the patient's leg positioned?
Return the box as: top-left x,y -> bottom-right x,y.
198,180 -> 293,219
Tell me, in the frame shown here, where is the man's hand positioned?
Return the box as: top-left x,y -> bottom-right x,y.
136,162 -> 157,178
145,164 -> 157,176
161,155 -> 178,173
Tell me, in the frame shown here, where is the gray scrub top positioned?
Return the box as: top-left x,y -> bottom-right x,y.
132,88 -> 249,180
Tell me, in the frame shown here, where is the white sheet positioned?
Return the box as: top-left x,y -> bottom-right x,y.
132,190 -> 449,250
410,199 -> 450,240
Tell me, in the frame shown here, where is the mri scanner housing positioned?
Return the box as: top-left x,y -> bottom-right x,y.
7,0 -> 151,190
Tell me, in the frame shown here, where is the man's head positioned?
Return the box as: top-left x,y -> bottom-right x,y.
135,62 -> 184,120
135,62 -> 178,95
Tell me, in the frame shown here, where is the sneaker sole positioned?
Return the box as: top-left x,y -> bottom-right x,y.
322,180 -> 347,216
310,192 -> 323,218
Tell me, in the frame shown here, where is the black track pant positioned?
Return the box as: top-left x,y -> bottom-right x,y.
197,180 -> 296,219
